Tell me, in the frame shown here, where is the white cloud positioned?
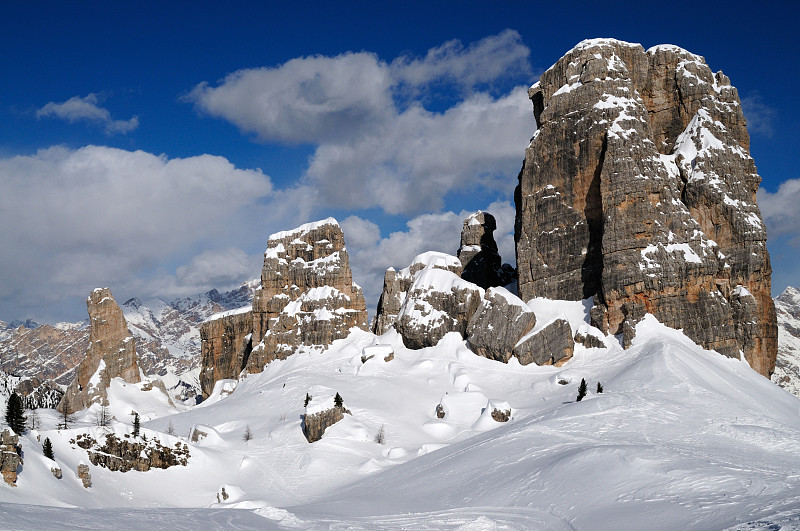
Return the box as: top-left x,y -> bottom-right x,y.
36,93 -> 139,135
188,31 -> 535,215
0,146 -> 272,320
391,29 -> 531,91
306,87 -> 532,214
188,52 -> 394,144
758,178 -> 800,244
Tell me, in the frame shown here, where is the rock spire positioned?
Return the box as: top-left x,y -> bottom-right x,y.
515,38 -> 776,376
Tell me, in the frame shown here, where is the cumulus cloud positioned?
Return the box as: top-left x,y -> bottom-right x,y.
342,200 -> 517,317
188,53 -> 393,144
758,178 -> 800,244
36,93 -> 139,134
391,29 -> 531,92
0,146 -> 272,320
188,31 -> 535,215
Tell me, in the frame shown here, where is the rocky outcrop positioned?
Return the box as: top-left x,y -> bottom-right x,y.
59,288 -> 141,412
73,432 -> 190,472
772,286 -> 800,396
458,212 -> 513,289
393,257 -> 484,349
466,287 -> 536,362
77,464 -> 92,488
516,38 -> 776,376
513,319 -> 575,366
0,429 -> 21,486
199,309 -> 252,399
302,396 -> 350,443
373,252 -> 463,336
247,218 -> 368,372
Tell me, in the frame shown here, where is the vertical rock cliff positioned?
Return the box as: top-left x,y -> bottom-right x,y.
515,39 -> 776,376
59,288 -> 141,411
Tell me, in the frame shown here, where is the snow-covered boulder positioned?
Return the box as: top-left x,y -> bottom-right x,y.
466,287 -> 536,362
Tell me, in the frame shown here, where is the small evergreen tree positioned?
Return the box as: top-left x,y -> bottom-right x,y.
242,425 -> 253,442
57,396 -> 74,430
304,393 -> 312,407
5,392 -> 26,434
42,437 -> 54,460
96,404 -> 111,427
132,412 -> 140,437
334,392 -> 343,408
166,420 -> 176,436
596,382 -> 604,394
576,378 -> 588,402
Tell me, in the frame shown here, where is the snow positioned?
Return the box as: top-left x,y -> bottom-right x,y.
205,305 -> 251,323
3,300 -> 800,529
268,217 -> 339,242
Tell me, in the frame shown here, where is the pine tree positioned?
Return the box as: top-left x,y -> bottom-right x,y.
304,393 -> 312,407
132,412 -> 140,437
5,392 -> 26,434
58,395 -> 75,430
334,392 -> 343,408
576,378 -> 588,402
242,425 -> 253,442
596,382 -> 604,394
42,437 -> 54,460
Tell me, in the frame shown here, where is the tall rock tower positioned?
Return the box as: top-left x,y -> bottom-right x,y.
59,288 -> 141,411
515,39 -> 777,376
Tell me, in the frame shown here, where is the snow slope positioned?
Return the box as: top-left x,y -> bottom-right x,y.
1,300 -> 799,530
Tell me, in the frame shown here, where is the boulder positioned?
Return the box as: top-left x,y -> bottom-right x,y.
373,251 -> 463,336
466,287 -> 536,362
513,318 -> 574,366
515,38 -> 776,376
394,265 -> 484,350
302,396 -> 350,443
77,463 -> 92,488
0,429 -> 21,486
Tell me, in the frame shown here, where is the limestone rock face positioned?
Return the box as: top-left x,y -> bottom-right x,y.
59,288 -> 141,412
303,405 -> 349,443
77,464 -> 92,488
466,287 -> 536,362
74,432 -> 190,472
512,318 -> 575,366
373,252 -> 463,336
199,309 -> 252,399
458,212 -> 509,289
247,218 -> 367,372
515,38 -> 776,376
394,259 -> 484,350
0,429 -> 21,486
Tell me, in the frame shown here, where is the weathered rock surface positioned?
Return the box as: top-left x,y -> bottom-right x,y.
59,288 -> 141,412
373,252 -> 463,336
516,38 -> 776,376
199,309 -> 253,399
0,370 -> 63,410
772,286 -> 800,397
77,463 -> 92,488
458,212 -> 512,289
466,287 -> 536,362
73,432 -> 190,472
0,429 -> 22,486
513,318 -> 575,366
303,404 -> 349,443
247,218 -> 368,372
394,259 -> 484,350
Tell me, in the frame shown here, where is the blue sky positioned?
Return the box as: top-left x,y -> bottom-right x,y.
1,1 -> 798,323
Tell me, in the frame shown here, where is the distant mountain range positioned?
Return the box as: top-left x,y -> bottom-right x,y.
0,280 -> 258,404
